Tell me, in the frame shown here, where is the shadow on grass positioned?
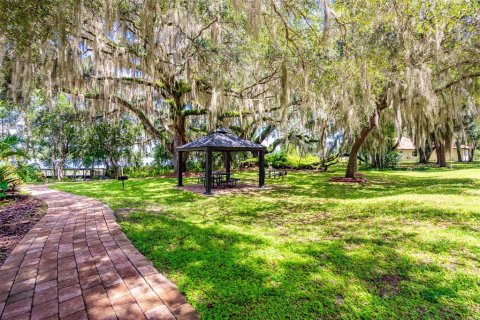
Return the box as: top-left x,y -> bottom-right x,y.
49,168 -> 480,319
52,168 -> 480,204
52,178 -> 203,209
269,172 -> 480,201
122,214 -> 476,319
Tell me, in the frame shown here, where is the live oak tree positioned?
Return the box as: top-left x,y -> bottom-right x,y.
323,0 -> 480,176
1,0 -> 479,177
1,0 -> 288,173
393,1 -> 480,168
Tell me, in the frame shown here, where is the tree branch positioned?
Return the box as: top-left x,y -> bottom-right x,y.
84,93 -> 169,140
436,72 -> 480,92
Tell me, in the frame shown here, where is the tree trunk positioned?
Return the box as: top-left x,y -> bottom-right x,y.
345,96 -> 387,178
455,139 -> 463,162
371,153 -> 377,168
425,146 -> 434,163
171,103 -> 188,173
418,148 -> 427,164
52,159 -> 58,180
435,142 -> 448,167
110,157 -> 120,178
57,143 -> 69,180
105,159 -> 110,177
419,140 -> 435,164
56,159 -> 65,180
345,123 -> 376,178
469,142 -> 477,162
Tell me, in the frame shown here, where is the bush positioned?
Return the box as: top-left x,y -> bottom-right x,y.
0,165 -> 19,198
265,151 -> 288,168
245,151 -> 322,169
286,154 -> 321,169
16,164 -> 46,183
186,159 -> 204,172
384,150 -> 401,169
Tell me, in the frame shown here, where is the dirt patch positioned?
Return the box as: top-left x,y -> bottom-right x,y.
178,183 -> 274,196
334,294 -> 344,305
162,172 -> 204,178
374,274 -> 403,298
115,208 -> 133,217
329,174 -> 367,183
0,195 -> 47,267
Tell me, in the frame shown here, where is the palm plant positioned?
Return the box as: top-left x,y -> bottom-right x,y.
0,135 -> 26,198
0,165 -> 18,199
0,135 -> 27,161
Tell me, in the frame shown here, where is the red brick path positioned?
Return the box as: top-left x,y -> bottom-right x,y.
0,186 -> 198,320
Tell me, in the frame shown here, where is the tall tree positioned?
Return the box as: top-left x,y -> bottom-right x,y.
1,0 -> 479,177
82,116 -> 143,177
334,0 -> 480,175
30,93 -> 83,179
1,0 -> 287,172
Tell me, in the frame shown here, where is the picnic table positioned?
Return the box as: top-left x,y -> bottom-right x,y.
267,169 -> 287,179
198,171 -> 240,188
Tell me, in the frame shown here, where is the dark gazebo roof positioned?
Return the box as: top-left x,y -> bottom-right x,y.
177,128 -> 266,152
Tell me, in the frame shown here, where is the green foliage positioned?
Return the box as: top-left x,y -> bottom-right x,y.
0,135 -> 26,161
286,153 -> 321,169
265,151 -> 288,168
82,118 -> 142,177
186,159 -> 204,172
30,92 -> 83,171
0,165 -> 18,198
0,0 -> 61,51
52,163 -> 480,319
247,151 -> 321,169
123,165 -> 172,178
153,144 -> 172,167
16,164 -> 45,183
0,181 -> 8,199
384,150 -> 401,169
0,134 -> 29,188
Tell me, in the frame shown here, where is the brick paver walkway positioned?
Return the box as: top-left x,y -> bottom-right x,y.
0,185 -> 198,320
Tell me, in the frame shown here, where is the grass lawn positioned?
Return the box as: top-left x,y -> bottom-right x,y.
51,164 -> 480,319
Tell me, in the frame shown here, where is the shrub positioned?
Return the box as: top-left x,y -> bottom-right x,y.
242,151 -> 322,169
16,164 -> 46,183
286,154 -> 321,169
185,159 -> 203,172
265,151 -> 288,168
0,165 -> 19,199
384,150 -> 401,169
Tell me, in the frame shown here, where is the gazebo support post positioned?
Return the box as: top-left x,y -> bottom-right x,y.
177,151 -> 183,187
225,152 -> 231,181
205,148 -> 213,195
259,150 -> 265,188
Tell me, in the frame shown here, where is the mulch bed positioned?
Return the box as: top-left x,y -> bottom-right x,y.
0,195 -> 47,268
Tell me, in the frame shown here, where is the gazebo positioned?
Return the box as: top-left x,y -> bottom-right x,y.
177,128 -> 267,195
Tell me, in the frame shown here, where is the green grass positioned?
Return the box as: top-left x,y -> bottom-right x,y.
51,164 -> 480,319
